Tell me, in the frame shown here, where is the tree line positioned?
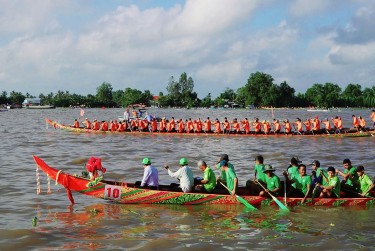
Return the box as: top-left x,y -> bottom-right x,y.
1,72 -> 374,108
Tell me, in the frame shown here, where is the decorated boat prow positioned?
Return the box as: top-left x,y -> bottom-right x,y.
33,156 -> 375,208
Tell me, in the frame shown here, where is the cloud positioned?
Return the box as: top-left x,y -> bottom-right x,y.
334,3 -> 375,44
289,0 -> 330,17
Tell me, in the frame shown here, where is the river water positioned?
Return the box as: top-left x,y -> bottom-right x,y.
0,108 -> 374,250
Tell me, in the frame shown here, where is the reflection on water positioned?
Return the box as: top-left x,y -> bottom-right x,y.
0,108 -> 374,250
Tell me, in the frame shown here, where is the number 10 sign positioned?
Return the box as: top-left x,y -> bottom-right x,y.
104,185 -> 122,200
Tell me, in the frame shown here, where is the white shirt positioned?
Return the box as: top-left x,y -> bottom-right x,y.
141,165 -> 159,187
168,166 -> 194,193
124,111 -> 130,121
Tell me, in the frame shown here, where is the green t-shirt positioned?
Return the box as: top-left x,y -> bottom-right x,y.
295,175 -> 312,195
359,174 -> 373,196
217,162 -> 234,183
288,165 -> 299,188
254,164 -> 266,182
225,168 -> 237,191
317,167 -> 328,186
265,174 -> 280,192
344,166 -> 359,187
203,167 -> 216,192
328,176 -> 341,198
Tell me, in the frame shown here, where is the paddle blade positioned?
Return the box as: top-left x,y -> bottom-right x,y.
236,195 -> 257,210
273,197 -> 289,211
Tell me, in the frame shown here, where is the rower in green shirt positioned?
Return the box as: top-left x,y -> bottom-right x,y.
356,165 -> 375,197
259,164 -> 280,197
309,160 -> 328,186
218,160 -> 238,195
216,154 -> 235,185
195,160 -> 216,193
336,159 -> 359,193
317,166 -> 341,198
284,164 -> 312,203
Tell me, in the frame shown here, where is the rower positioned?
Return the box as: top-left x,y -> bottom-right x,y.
118,121 -> 126,132
259,165 -> 280,197
248,155 -> 266,195
86,157 -> 107,180
194,160 -> 216,193
159,117 -> 166,132
331,116 -> 342,134
100,121 -> 108,131
283,119 -> 292,134
317,166 -> 340,198
241,118 -> 250,134
216,154 -> 235,186
170,117 -> 176,132
165,158 -> 194,193
356,165 -> 374,197
232,118 -> 240,134
253,118 -> 261,134
195,118 -> 203,133
303,118 -> 312,134
272,119 -> 281,134
140,158 -> 159,190
283,164 -> 312,203
186,118 -> 194,133
222,117 -> 230,134
293,118 -> 303,134
177,119 -> 185,133
150,118 -> 158,132
312,116 -> 320,134
130,119 -> 138,131
82,118 -> 91,129
92,119 -> 100,130
72,119 -> 80,128
204,117 -> 212,133
336,159 -> 359,194
371,109 -> 375,129
321,118 -> 331,134
352,115 -> 360,131
218,160 -> 238,196
358,116 -> 366,131
309,160 -> 328,188
214,118 -> 222,133
262,120 -> 271,135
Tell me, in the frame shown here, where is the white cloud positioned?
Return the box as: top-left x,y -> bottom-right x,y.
289,0 -> 330,17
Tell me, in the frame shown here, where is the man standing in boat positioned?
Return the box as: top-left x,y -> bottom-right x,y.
140,158 -> 159,190
216,154 -> 235,187
219,160 -> 238,196
165,158 -> 194,193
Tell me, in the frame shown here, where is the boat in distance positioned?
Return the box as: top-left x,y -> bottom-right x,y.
45,118 -> 375,138
33,156 -> 375,208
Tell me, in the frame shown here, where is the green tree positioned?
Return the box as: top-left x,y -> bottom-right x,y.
239,72 -> 274,107
341,84 -> 362,107
9,91 -> 25,105
276,81 -> 295,107
0,91 -> 9,104
305,83 -> 341,107
96,82 -> 114,107
112,90 -> 124,107
201,93 -> 212,108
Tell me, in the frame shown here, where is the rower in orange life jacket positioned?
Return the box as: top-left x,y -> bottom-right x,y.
130,119 -> 138,131
139,119 -> 148,131
352,115 -> 360,130
186,118 -> 194,133
110,120 -> 117,132
253,118 -> 261,134
359,116 -> 366,130
293,118 -> 303,133
159,118 -> 166,132
150,119 -> 158,132
118,122 -> 126,132
241,118 -> 250,134
178,119 -> 185,133
83,118 -> 91,129
170,117 -> 176,132
262,120 -> 271,134
195,118 -> 203,133
222,118 -> 230,134
321,118 -> 331,132
283,119 -> 291,134
165,119 -> 172,132
313,116 -> 320,132
100,121 -> 109,131
205,117 -> 212,133
272,119 -> 281,134
73,119 -> 80,128
232,118 -> 240,134
214,119 -> 222,133
303,118 -> 311,132
92,119 -> 100,130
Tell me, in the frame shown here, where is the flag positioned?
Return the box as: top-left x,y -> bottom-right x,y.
80,108 -> 85,117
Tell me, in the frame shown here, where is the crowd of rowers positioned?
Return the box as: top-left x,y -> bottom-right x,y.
86,154 -> 374,203
72,109 -> 375,135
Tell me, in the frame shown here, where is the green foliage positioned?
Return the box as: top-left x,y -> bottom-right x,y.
161,72 -> 197,107
9,91 -> 25,105
201,93 -> 212,108
96,82 -> 114,107
305,83 -> 341,107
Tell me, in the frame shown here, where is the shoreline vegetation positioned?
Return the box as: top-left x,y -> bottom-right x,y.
1,72 -> 374,109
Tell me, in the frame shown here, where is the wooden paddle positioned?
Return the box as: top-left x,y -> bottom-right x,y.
256,180 -> 289,211
219,182 -> 257,211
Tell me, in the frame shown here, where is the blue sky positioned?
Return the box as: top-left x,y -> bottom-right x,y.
0,0 -> 374,98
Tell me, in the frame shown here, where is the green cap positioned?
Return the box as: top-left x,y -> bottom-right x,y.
142,158 -> 151,165
179,158 -> 188,166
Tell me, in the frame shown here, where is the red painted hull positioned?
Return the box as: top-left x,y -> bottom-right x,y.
33,156 -> 375,207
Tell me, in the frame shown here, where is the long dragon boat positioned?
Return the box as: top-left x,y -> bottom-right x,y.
45,118 -> 375,138
33,156 -> 375,208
